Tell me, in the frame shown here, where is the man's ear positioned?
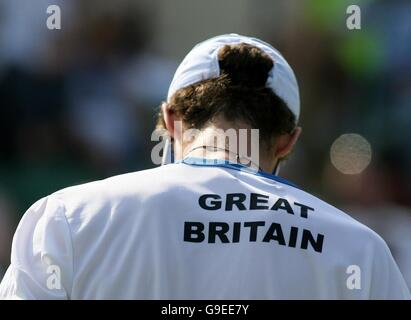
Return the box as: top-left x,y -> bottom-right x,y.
274,127 -> 302,159
162,103 -> 175,138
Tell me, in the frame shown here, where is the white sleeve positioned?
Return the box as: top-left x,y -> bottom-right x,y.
369,236 -> 410,300
0,195 -> 73,300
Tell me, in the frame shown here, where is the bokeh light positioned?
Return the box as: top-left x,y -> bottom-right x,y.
330,133 -> 372,174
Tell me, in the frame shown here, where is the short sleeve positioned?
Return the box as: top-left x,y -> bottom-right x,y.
0,195 -> 73,300
369,236 -> 410,299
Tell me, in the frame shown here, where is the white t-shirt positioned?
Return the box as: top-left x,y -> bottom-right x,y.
0,157 -> 409,299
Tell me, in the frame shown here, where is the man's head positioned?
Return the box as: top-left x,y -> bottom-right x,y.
157,34 -> 301,173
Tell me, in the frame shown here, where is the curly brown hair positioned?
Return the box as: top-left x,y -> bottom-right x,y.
157,43 -> 296,148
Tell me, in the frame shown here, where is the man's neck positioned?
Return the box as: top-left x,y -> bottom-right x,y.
175,127 -> 276,173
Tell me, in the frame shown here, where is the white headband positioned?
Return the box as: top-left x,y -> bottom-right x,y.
167,33 -> 300,122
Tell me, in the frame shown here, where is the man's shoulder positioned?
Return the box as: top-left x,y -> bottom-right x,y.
49,166 -> 178,215
287,185 -> 387,248
55,165 -> 176,195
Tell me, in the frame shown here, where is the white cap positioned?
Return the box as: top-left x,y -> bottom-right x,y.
167,33 -> 300,122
